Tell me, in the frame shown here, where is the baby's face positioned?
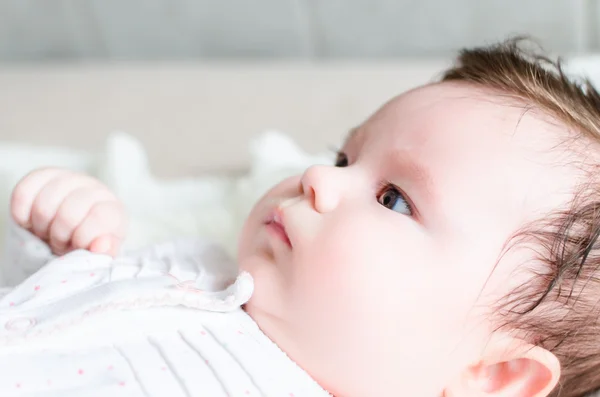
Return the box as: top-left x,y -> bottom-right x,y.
238,83 -> 579,396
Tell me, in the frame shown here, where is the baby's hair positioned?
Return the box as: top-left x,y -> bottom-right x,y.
441,38 -> 600,396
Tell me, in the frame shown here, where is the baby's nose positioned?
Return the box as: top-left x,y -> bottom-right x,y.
300,165 -> 341,213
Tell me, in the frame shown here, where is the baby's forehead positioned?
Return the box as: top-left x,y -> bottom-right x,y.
359,82 -> 577,153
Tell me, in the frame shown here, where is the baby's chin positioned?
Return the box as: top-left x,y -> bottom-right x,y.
238,251 -> 288,301
237,252 -> 277,281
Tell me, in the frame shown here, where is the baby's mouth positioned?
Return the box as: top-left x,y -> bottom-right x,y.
264,209 -> 292,248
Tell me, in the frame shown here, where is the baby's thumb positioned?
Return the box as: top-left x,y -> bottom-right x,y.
89,235 -> 122,257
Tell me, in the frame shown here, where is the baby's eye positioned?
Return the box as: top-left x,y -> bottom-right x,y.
377,184 -> 413,216
335,151 -> 349,167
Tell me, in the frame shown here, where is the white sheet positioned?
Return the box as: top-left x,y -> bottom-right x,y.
0,131 -> 332,286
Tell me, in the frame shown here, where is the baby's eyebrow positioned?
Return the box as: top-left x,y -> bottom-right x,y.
391,148 -> 436,204
343,127 -> 435,205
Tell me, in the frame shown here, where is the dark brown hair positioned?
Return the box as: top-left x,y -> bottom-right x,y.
441,38 -> 600,397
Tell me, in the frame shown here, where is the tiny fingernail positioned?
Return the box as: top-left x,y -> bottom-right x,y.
92,239 -> 110,254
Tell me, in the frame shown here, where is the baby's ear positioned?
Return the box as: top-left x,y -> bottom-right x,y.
444,341 -> 560,397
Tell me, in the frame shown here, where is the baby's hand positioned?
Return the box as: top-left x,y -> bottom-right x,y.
10,168 -> 127,256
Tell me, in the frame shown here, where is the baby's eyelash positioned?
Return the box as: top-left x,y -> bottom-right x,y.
376,180 -> 415,215
333,149 -> 349,167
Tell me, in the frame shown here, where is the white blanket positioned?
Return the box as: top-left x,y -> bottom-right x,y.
0,131 -> 332,286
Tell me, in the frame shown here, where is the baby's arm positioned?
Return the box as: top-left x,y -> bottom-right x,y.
4,168 -> 128,284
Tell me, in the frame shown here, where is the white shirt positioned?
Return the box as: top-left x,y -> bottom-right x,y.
0,222 -> 330,397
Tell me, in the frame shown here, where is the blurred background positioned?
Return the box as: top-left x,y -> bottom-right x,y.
0,0 -> 590,60
0,0 -> 595,177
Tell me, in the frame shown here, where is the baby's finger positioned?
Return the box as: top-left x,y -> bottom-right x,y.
48,188 -> 117,253
31,174 -> 98,240
89,235 -> 122,256
11,168 -> 64,228
70,201 -> 127,251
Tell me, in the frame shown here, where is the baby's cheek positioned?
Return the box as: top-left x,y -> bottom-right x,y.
290,225 -> 379,305
309,218 -> 418,276
295,216 -> 434,323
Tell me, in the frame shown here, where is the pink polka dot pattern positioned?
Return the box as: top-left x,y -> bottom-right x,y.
0,234 -> 328,396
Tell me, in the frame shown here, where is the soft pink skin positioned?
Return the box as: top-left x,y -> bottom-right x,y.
11,168 -> 127,257
237,83 -> 585,396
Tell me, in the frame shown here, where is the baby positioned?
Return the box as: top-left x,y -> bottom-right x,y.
0,38 -> 598,397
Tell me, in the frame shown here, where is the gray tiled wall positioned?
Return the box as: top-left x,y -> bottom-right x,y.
0,0 -> 591,60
